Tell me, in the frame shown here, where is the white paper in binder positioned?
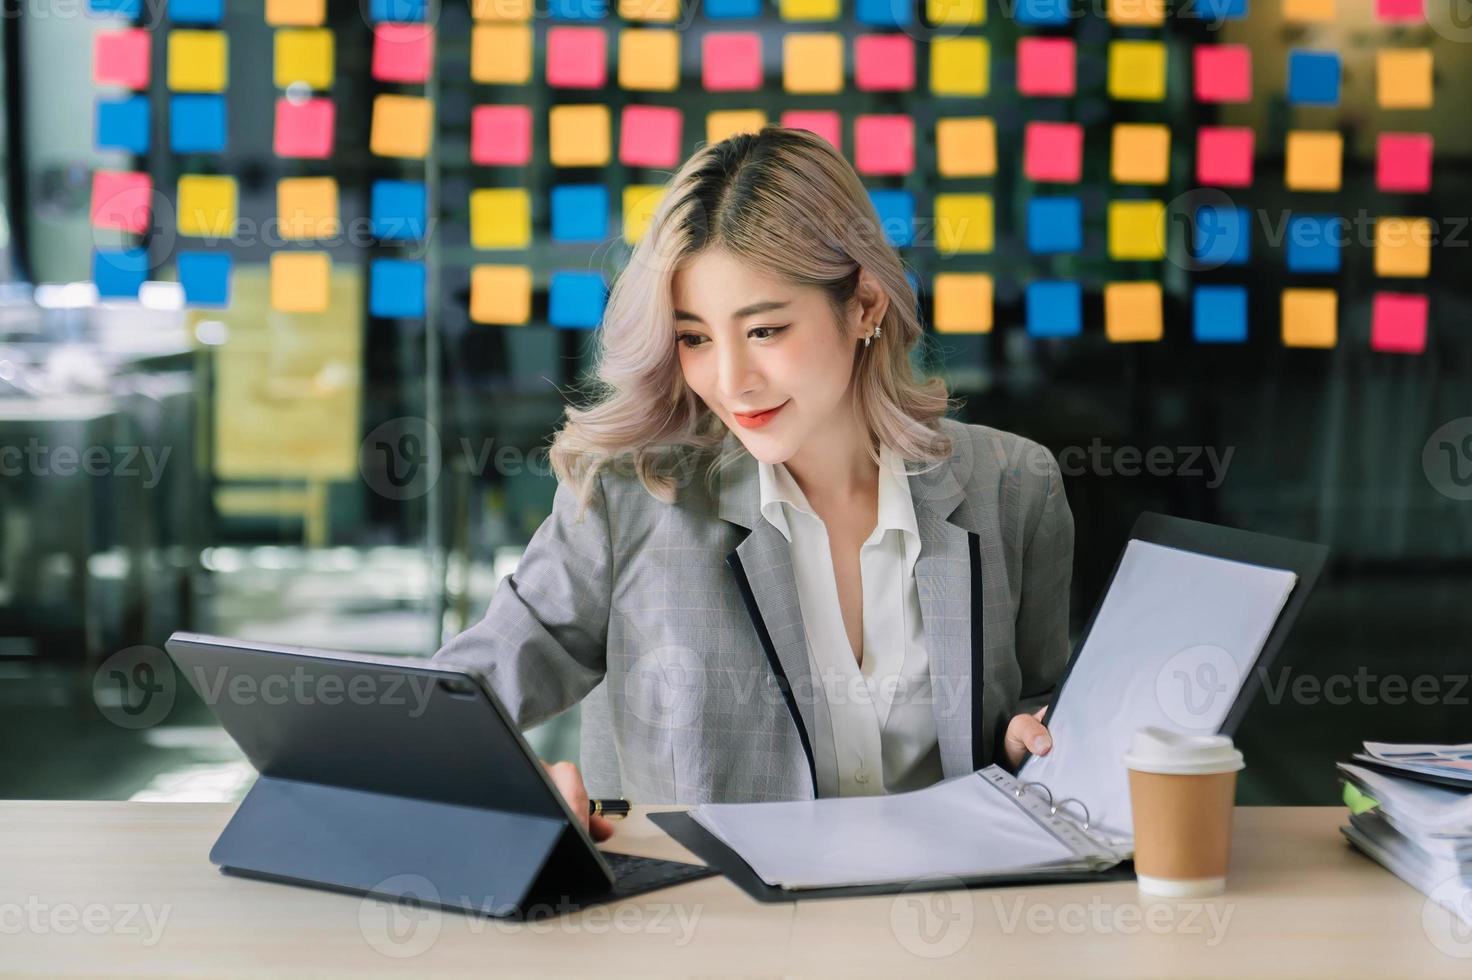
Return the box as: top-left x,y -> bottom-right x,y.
688,539 -> 1299,890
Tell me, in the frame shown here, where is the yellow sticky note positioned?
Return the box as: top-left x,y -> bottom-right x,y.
936,117 -> 995,177
549,105 -> 611,166
371,95 -> 433,159
620,30 -> 680,92
1111,124 -> 1170,185
274,29 -> 334,90
277,177 -> 339,240
266,0 -> 325,27
1108,41 -> 1166,101
470,188 -> 532,249
1284,0 -> 1334,20
935,194 -> 993,254
706,110 -> 766,144
270,251 -> 331,313
1375,217 -> 1432,278
169,30 -> 228,93
1104,282 -> 1163,342
931,38 -> 989,97
1377,49 -> 1433,109
1108,0 -> 1164,25
927,0 -> 985,25
932,273 -> 993,334
619,0 -> 679,21
783,33 -> 844,94
623,184 -> 667,243
470,265 -> 532,325
1281,288 -> 1337,348
472,25 -> 533,84
1108,201 -> 1166,260
780,0 -> 840,20
177,175 -> 237,238
1285,131 -> 1342,191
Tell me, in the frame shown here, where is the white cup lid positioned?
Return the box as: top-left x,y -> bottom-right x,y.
1122,726 -> 1244,776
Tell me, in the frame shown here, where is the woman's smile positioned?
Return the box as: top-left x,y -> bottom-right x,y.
732,400 -> 790,429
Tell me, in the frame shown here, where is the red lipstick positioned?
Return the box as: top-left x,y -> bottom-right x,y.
732,400 -> 789,429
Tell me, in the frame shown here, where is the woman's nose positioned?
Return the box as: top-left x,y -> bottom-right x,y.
716,343 -> 758,399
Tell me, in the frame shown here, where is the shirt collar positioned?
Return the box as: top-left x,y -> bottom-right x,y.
757,445 -> 922,568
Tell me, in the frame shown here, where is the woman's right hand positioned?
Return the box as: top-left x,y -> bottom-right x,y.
541,759 -> 615,842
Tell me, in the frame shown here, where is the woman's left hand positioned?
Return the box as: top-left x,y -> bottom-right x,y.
1002,704 -> 1052,771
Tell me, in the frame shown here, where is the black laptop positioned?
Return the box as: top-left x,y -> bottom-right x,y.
164,632 -> 713,919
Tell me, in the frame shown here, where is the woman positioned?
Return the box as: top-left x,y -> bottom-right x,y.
433,127 -> 1073,841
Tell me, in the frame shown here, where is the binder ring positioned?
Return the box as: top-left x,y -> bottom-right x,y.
1014,781 -> 1053,805
1051,797 -> 1092,831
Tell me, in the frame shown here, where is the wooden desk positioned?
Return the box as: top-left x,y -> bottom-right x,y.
2,803 -> 1468,977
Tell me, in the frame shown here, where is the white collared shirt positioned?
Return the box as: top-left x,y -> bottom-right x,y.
758,444 -> 943,796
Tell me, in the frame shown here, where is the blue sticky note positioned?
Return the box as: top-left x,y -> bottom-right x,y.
370,0 -> 428,20
1026,281 -> 1082,338
94,248 -> 149,299
547,0 -> 608,19
549,271 -> 608,329
96,96 -> 150,154
170,95 -> 227,153
857,0 -> 912,26
370,260 -> 426,318
177,251 -> 232,307
1192,286 -> 1248,343
1286,215 -> 1343,274
89,0 -> 142,16
1188,0 -> 1247,18
550,185 -> 610,243
371,180 -> 427,241
1287,50 -> 1340,106
170,0 -> 223,23
1015,0 -> 1071,25
1193,206 -> 1250,267
868,190 -> 915,247
705,0 -> 760,16
1027,197 -> 1083,255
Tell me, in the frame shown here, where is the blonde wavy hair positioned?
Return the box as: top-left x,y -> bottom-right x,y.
549,125 -> 956,510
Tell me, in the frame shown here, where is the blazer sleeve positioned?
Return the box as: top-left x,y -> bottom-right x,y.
430,473 -> 612,731
1014,447 -> 1075,718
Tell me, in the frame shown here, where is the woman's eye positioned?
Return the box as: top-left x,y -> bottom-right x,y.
749,325 -> 789,341
677,334 -> 707,349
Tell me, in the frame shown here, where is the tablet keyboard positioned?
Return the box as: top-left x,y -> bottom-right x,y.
600,851 -> 716,902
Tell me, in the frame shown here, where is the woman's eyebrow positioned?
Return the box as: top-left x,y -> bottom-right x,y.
673,300 -> 791,324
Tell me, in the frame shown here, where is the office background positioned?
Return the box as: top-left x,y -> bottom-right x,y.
1,0 -> 1467,805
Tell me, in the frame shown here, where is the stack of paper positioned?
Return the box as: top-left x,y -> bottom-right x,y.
1338,747 -> 1472,927
1351,742 -> 1472,785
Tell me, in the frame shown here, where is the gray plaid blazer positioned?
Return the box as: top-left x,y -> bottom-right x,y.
431,417 -> 1074,804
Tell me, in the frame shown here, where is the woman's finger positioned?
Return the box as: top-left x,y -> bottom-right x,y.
1007,712 -> 1053,756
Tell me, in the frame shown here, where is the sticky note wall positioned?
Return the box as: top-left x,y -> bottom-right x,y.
80,0 -> 1437,353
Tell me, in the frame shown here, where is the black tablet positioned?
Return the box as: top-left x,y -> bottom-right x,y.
165,632 -> 713,919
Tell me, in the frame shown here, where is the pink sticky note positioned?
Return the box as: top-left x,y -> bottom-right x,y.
1376,132 -> 1433,193
1017,38 -> 1076,97
1371,292 -> 1428,354
471,105 -> 532,165
274,98 -> 335,159
702,32 -> 761,91
620,106 -> 682,168
91,171 -> 153,234
93,29 -> 151,89
1376,0 -> 1422,21
1196,126 -> 1254,187
780,110 -> 841,151
547,27 -> 608,89
1194,45 -> 1251,103
854,115 -> 914,176
854,35 -> 915,92
372,24 -> 434,83
1023,122 -> 1083,183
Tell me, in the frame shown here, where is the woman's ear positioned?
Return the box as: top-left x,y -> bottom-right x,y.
853,267 -> 890,334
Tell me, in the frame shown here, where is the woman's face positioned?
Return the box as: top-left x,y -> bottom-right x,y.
672,248 -> 869,465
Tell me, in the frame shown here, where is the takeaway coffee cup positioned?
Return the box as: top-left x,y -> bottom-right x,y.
1123,726 -> 1244,898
